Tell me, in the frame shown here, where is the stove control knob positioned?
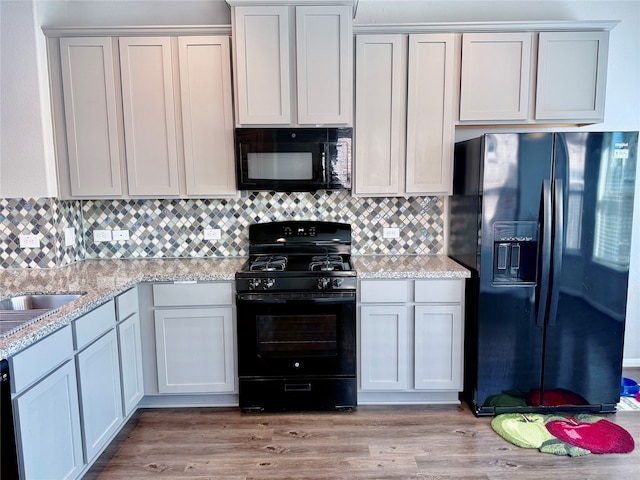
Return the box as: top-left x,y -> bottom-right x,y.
248,279 -> 262,290
332,279 -> 343,288
264,278 -> 276,289
318,277 -> 330,290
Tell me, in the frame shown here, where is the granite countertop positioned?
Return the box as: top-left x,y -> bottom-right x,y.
353,255 -> 471,279
0,257 -> 246,359
0,255 -> 469,359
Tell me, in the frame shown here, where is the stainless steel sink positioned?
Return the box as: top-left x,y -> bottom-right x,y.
0,293 -> 84,338
0,293 -> 83,311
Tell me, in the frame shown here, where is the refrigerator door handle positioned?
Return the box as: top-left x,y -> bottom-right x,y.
536,179 -> 553,327
548,181 -> 564,327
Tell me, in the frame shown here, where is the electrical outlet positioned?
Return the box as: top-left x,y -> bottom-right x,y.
383,227 -> 400,239
94,230 -> 112,242
203,228 -> 222,240
19,234 -> 40,248
64,227 -> 76,247
112,230 -> 130,241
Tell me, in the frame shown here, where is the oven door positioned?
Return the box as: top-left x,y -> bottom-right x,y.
236,292 -> 356,378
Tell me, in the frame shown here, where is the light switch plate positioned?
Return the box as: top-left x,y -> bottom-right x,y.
112,230 -> 130,241
94,230 -> 112,242
383,227 -> 400,239
64,227 -> 76,247
203,228 -> 221,240
19,234 -> 40,248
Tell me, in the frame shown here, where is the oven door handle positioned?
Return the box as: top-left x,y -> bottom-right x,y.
236,294 -> 355,303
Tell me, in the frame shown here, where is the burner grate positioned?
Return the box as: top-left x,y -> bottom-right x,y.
309,255 -> 347,272
250,255 -> 288,272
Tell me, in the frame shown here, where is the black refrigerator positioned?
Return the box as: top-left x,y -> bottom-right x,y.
449,132 -> 638,416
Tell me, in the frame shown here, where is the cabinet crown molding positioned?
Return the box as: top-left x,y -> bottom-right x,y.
353,20 -> 619,35
226,0 -> 358,16
42,24 -> 232,37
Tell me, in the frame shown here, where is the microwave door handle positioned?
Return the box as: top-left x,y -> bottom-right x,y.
322,143 -> 329,187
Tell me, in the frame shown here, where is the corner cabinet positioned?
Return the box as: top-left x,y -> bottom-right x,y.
49,31 -> 236,198
459,29 -> 610,124
231,4 -> 352,126
354,34 -> 458,196
358,278 -> 464,405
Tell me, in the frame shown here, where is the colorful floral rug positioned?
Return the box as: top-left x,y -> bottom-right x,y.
491,413 -> 635,456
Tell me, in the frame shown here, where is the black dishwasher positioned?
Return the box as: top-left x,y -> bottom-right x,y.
1,359 -> 19,479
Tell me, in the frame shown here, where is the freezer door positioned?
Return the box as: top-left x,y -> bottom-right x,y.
473,133 -> 554,412
542,132 -> 637,410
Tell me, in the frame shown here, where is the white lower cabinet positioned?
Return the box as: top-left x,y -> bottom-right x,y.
76,329 -> 123,462
149,282 -> 236,395
414,305 -> 463,390
358,278 -> 464,404
118,313 -> 144,415
360,305 -> 408,390
14,361 -> 84,480
154,307 -> 235,393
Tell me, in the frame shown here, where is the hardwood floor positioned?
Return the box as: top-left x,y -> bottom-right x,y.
87,398 -> 640,479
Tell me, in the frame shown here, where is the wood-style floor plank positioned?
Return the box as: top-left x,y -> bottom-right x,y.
86,401 -> 640,480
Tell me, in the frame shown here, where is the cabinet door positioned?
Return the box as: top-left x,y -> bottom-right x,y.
154,307 -> 235,393
406,33 -> 457,194
76,329 -> 123,461
360,305 -> 408,391
15,361 -> 83,480
233,6 -> 291,125
460,32 -> 532,121
118,313 -> 144,416
119,37 -> 180,195
535,31 -> 609,122
414,305 -> 463,390
354,35 -> 405,195
59,37 -> 122,197
296,6 -> 352,125
178,36 -> 236,196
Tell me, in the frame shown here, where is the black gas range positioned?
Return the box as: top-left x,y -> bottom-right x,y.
235,221 -> 357,412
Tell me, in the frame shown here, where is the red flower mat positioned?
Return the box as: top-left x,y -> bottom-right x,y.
492,413 -> 635,456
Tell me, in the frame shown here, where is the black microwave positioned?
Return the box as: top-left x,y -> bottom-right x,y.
235,128 -> 352,192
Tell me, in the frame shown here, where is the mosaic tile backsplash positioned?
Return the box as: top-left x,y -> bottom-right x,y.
1,192 -> 444,268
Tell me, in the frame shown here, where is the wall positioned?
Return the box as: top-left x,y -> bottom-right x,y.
0,0 -> 639,363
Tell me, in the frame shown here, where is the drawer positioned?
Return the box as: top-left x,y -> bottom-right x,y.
116,287 -> 138,321
74,300 -> 116,350
360,280 -> 407,303
415,280 -> 462,303
10,325 -> 73,394
152,282 -> 233,307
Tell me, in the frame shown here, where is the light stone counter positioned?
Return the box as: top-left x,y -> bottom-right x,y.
0,257 -> 246,359
1,255 -> 468,359
353,255 -> 471,279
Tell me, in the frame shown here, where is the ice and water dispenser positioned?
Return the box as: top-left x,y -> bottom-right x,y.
492,222 -> 538,285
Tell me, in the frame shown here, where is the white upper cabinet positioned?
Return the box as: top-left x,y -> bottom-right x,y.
459,32 -> 533,122
535,31 -> 609,122
232,4 -> 352,126
119,37 -> 180,196
354,35 -> 404,195
295,6 -> 352,125
354,33 -> 458,196
59,37 -> 123,197
178,36 -> 237,195
405,34 -> 457,194
459,29 -> 610,124
233,6 -> 292,125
